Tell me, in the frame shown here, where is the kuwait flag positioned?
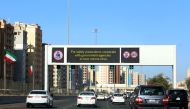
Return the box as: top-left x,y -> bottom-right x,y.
4,50 -> 16,63
28,65 -> 33,76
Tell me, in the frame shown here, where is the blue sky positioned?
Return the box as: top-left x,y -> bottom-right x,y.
1,0 -> 190,81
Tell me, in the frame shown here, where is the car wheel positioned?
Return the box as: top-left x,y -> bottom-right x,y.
46,102 -> 50,108
26,103 -> 30,108
50,101 -> 53,108
77,104 -> 80,107
93,104 -> 97,108
31,104 -> 34,108
184,105 -> 188,109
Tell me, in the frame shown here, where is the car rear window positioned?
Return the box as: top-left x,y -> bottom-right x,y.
98,94 -> 104,96
30,91 -> 46,94
169,90 -> 187,96
80,92 -> 94,96
114,94 -> 123,96
140,86 -> 164,95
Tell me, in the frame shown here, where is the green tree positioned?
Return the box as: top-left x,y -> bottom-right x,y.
147,73 -> 172,90
185,77 -> 190,92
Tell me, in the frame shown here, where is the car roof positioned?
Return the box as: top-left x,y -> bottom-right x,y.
80,91 -> 95,93
30,90 -> 47,92
168,89 -> 186,91
138,85 -> 163,87
113,93 -> 123,94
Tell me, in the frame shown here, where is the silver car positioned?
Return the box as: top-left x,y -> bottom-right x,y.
129,85 -> 168,109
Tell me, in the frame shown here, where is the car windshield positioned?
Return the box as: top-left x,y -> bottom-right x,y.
169,90 -> 187,96
30,91 -> 46,94
80,92 -> 94,96
140,87 -> 164,95
98,94 -> 104,96
114,94 -> 123,96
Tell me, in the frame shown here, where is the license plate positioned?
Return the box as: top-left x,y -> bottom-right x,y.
149,99 -> 155,102
176,97 -> 180,100
35,96 -> 40,98
148,99 -> 158,103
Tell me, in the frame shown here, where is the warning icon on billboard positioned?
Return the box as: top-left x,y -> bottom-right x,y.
52,48 -> 64,63
121,48 -> 139,63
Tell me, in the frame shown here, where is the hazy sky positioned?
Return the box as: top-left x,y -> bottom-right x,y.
1,0 -> 190,81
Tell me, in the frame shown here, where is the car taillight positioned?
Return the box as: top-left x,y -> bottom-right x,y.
135,97 -> 143,103
27,96 -> 33,98
41,96 -> 48,98
78,97 -> 83,99
91,97 -> 96,100
162,96 -> 169,104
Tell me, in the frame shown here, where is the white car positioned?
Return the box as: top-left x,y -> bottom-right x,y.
111,93 -> 125,104
77,91 -> 97,107
26,90 -> 53,108
97,94 -> 105,100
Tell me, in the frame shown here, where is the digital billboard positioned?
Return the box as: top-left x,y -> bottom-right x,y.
67,48 -> 120,63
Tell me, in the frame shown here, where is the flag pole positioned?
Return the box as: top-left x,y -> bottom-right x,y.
3,59 -> 6,94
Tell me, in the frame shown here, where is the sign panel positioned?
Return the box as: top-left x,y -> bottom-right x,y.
121,48 -> 139,63
52,48 -> 64,63
67,48 -> 120,63
47,45 -> 176,65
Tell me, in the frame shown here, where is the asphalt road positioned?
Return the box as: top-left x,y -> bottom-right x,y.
0,96 -> 130,109
0,97 -> 189,109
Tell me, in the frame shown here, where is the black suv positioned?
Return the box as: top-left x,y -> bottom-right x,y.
129,85 -> 169,109
167,89 -> 188,109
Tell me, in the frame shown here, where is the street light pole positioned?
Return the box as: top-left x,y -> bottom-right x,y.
93,28 -> 98,45
66,0 -> 71,94
92,28 -> 98,92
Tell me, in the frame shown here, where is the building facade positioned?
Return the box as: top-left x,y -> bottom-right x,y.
187,68 -> 190,78
96,66 -> 109,84
132,71 -> 139,86
14,22 -> 43,90
82,65 -> 89,85
0,19 -> 15,90
138,73 -> 146,85
13,29 -> 27,83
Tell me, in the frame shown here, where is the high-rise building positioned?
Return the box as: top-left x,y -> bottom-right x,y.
138,73 -> 146,85
13,29 -> 27,83
14,22 -> 43,90
82,65 -> 89,85
128,71 -> 132,86
132,71 -> 139,86
0,19 -> 15,89
108,66 -> 114,84
115,65 -> 120,84
74,66 -> 83,90
187,68 -> 190,78
108,65 -> 120,84
52,65 -> 67,93
120,66 -> 127,84
96,66 -> 109,84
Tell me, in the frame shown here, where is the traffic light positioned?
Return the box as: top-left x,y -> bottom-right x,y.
90,65 -> 95,69
71,65 -> 75,69
57,65 -> 60,69
110,65 -> 115,69
129,65 -> 134,69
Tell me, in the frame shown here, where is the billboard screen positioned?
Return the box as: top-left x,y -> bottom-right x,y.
67,48 -> 120,63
